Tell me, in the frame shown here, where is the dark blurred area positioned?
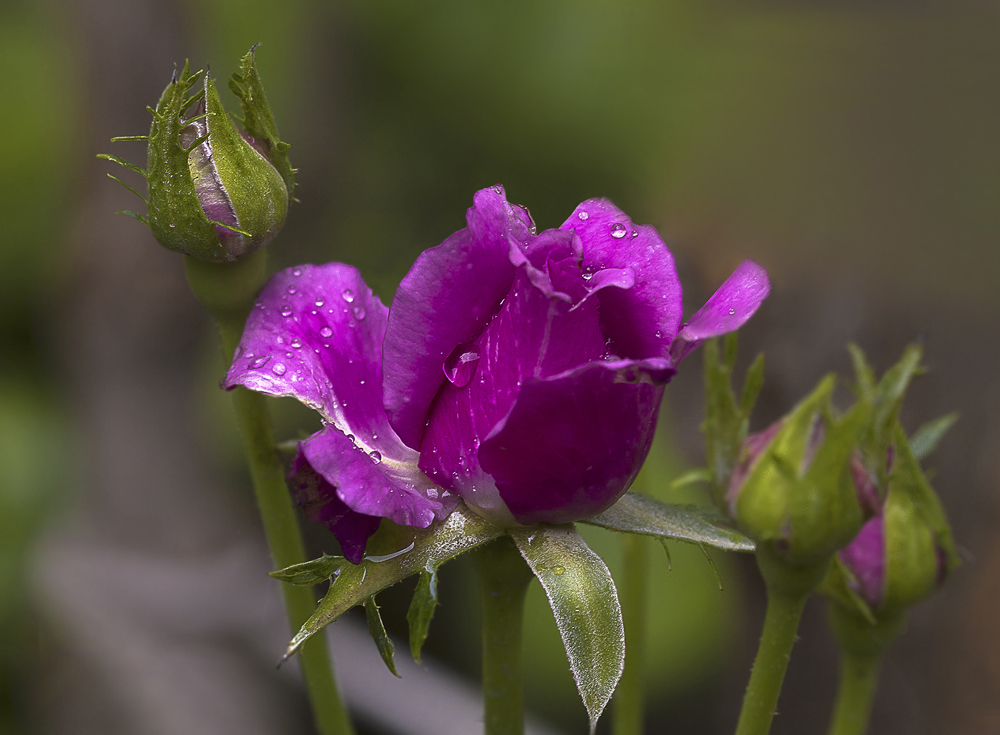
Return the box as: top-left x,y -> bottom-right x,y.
2,0 -> 998,733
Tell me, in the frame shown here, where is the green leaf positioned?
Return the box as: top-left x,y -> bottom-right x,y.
582,492 -> 754,552
283,505 -> 502,660
511,525 -> 623,735
270,553 -> 344,585
740,352 -> 766,417
364,597 -> 400,677
669,467 -> 712,490
406,567 -> 439,663
910,412 -> 959,460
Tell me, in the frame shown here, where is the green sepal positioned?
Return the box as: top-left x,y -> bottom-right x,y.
364,596 -> 400,677
269,553 -> 344,585
818,555 -> 877,625
229,45 -> 295,195
703,335 -> 765,508
511,525 -> 623,735
910,412 -> 959,461
144,62 -> 226,261
882,423 -> 960,609
582,491 -> 754,552
406,567 -> 439,663
282,505 -> 502,660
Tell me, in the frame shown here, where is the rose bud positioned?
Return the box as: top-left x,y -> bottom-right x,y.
101,48 -> 292,262
726,375 -> 870,563
224,187 -> 770,560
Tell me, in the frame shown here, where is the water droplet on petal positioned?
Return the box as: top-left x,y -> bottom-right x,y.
353,306 -> 366,321
342,289 -> 355,303
631,230 -> 638,238
610,222 -> 627,239
249,355 -> 270,370
493,184 -> 503,195
287,286 -> 297,295
370,451 -> 382,464
280,304 -> 293,317
578,210 -> 589,221
285,352 -> 293,358
443,343 -> 481,387
291,338 -> 302,349
292,268 -> 302,277
319,326 -> 333,338
427,487 -> 439,499
728,307 -> 736,315
315,298 -> 325,307
271,363 -> 287,376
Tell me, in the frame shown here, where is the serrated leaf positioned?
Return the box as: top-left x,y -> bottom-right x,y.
910,413 -> 959,460
270,553 -> 344,585
283,505 -> 502,660
364,597 -> 399,677
511,525 -> 623,734
406,568 -> 439,663
583,492 -> 755,552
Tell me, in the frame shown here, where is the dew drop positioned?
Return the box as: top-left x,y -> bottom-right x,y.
578,210 -> 589,221
271,363 -> 287,376
280,304 -> 293,317
552,566 -> 565,575
353,306 -> 366,321
610,222 -> 627,239
369,451 -> 382,465
291,338 -> 302,349
493,184 -> 503,195
342,289 -> 355,303
249,355 -> 270,370
443,343 -> 481,387
292,268 -> 302,277
631,230 -> 638,238
285,352 -> 293,358
315,298 -> 325,307
427,487 -> 439,499
287,286 -> 297,295
319,326 -> 333,338
729,307 -> 736,315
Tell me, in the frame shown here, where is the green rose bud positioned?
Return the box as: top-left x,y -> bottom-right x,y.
729,375 -> 870,563
101,47 -> 294,262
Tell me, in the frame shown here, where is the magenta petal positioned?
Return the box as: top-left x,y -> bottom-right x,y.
383,186 -> 531,449
301,426 -> 458,531
561,199 -> 683,360
839,516 -> 886,607
478,358 -> 671,525
668,260 -> 771,364
288,449 -> 381,564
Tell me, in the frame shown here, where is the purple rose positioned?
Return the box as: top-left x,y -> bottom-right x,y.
225,186 -> 769,562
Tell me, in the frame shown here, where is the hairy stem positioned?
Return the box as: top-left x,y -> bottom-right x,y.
613,533 -> 649,735
474,535 -> 534,735
185,251 -> 354,735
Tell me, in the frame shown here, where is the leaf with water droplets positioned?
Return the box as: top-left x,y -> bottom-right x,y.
283,505 -> 502,660
406,567 -> 439,663
364,596 -> 400,677
582,492 -> 754,552
511,525 -> 623,735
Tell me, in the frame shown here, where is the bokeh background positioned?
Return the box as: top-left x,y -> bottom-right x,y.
2,0 -> 999,733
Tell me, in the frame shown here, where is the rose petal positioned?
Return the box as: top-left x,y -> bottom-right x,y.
383,186 -> 531,449
668,259 -> 771,364
479,358 -> 671,525
561,199 -> 683,360
839,516 -> 886,607
300,425 -> 458,532
288,448 -> 381,564
224,263 -> 415,465
419,266 -> 607,522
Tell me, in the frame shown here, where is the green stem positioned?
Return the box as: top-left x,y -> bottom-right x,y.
735,545 -> 830,735
824,603 -> 903,735
473,535 -> 534,735
185,252 -> 355,735
826,651 -> 880,735
613,533 -> 649,735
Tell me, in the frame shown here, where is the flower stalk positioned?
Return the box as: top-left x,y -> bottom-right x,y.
613,533 -> 650,735
473,535 -> 535,735
184,251 -> 354,735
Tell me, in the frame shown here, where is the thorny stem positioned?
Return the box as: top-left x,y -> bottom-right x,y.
474,535 -> 535,735
185,251 -> 355,735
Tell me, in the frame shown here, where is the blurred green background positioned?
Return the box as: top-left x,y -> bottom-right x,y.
2,0 -> 999,733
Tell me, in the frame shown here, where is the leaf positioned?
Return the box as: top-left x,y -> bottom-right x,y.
270,553 -> 344,585
283,505 -> 502,660
910,412 -> 959,460
406,567 -> 439,663
364,597 -> 400,677
511,525 -> 623,735
669,468 -> 712,490
582,492 -> 755,552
